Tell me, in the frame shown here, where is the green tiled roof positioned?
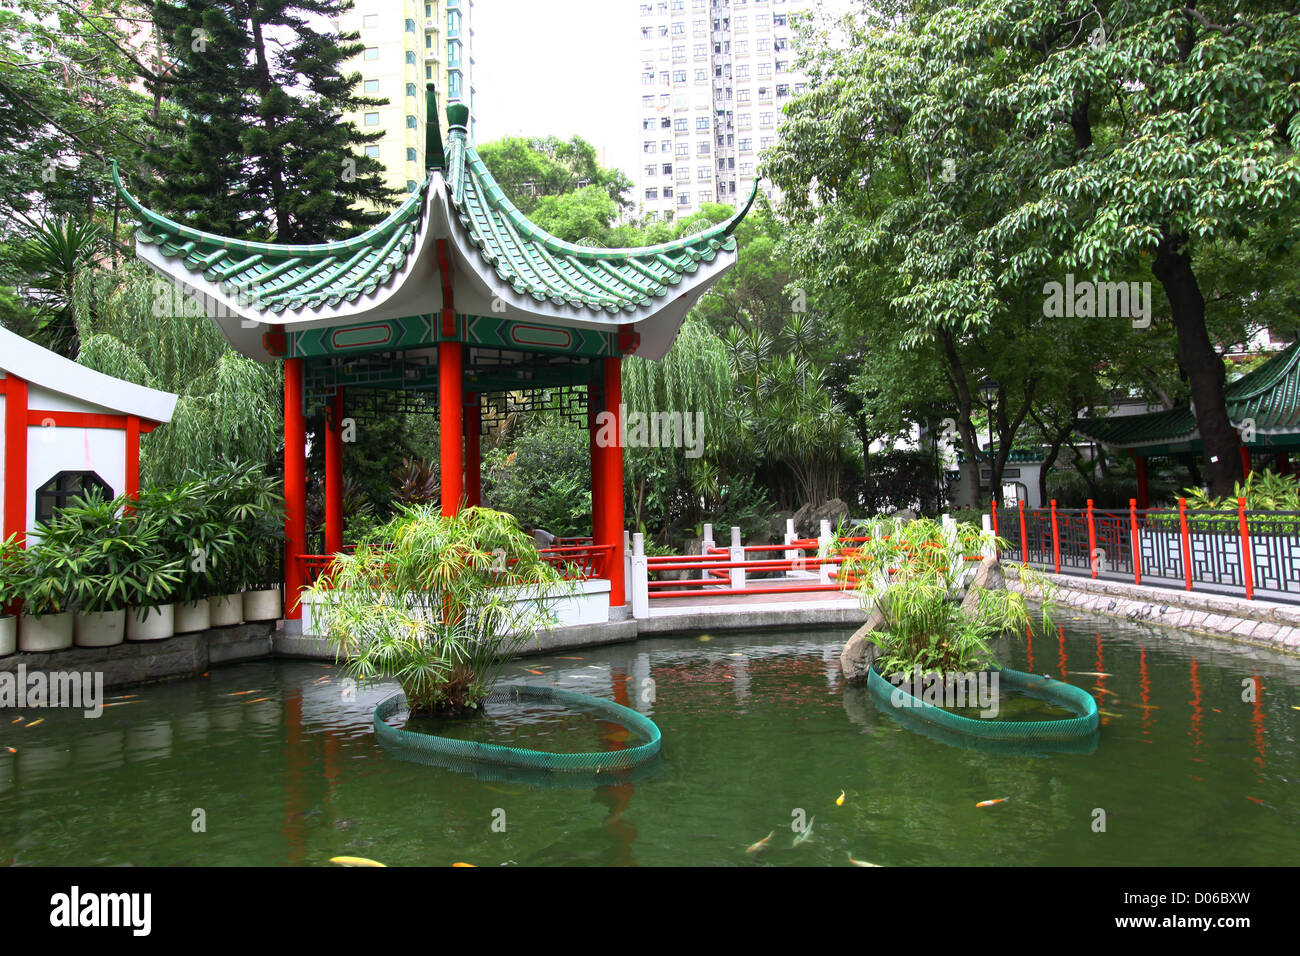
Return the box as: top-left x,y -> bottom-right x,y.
1077,341 -> 1300,448
113,162 -> 427,314
113,106 -> 757,319
445,131 -> 753,314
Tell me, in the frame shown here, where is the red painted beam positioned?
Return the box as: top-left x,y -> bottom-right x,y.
125,414 -> 140,502
439,340 -> 463,517
597,356 -> 625,607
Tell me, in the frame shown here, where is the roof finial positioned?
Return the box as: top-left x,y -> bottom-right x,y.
425,83 -> 445,172
447,102 -> 470,140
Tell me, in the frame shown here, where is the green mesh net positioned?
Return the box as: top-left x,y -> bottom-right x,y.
867,664 -> 1100,742
374,684 -> 663,775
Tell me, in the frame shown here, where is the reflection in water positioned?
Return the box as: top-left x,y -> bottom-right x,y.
0,617 -> 1297,867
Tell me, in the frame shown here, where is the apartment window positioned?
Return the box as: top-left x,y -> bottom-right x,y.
697,166 -> 711,181
662,117 -> 672,128
678,193 -> 690,205
407,147 -> 418,162
738,113 -> 752,129
644,141 -> 657,153
735,15 -> 749,31
659,25 -> 668,36
697,142 -> 710,156
696,116 -> 709,129
735,40 -> 750,56
426,65 -> 433,80
448,70 -> 462,98
642,95 -> 655,107
736,63 -> 750,79
663,187 -> 673,199
774,37 -> 788,51
675,117 -> 688,132
406,51 -> 416,64
672,0 -> 684,11
406,114 -> 418,129
645,163 -> 658,177
364,46 -> 379,60
640,3 -> 653,13
448,41 -> 462,67
672,22 -> 685,35
776,83 -> 791,98
758,62 -> 772,77
364,112 -> 380,126
407,83 -> 418,98
365,145 -> 380,159
405,18 -> 416,32
693,19 -> 707,32
776,60 -> 789,74
673,70 -> 686,83
641,26 -> 653,38
737,89 -> 751,104
700,190 -> 713,203
675,143 -> 689,156
774,13 -> 787,26
761,136 -> 774,149
663,163 -> 673,175
673,45 -> 686,59
643,118 -> 655,130
676,167 -> 690,181
760,112 -> 774,127
740,162 -> 754,176
646,188 -> 659,200
694,43 -> 707,58
662,140 -> 671,151
448,9 -> 462,36
363,79 -> 379,93
363,14 -> 378,28
739,138 -> 753,151
695,69 -> 708,83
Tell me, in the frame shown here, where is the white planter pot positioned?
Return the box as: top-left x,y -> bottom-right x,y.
174,599 -> 211,634
0,616 -> 15,657
19,611 -> 74,652
242,588 -> 282,622
127,604 -> 175,642
75,609 -> 126,648
209,593 -> 243,627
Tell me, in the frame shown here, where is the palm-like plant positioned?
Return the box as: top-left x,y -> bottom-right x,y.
840,516 -> 1055,674
14,217 -> 103,357
307,505 -> 574,716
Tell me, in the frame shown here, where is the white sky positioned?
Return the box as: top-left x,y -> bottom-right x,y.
472,0 -> 855,180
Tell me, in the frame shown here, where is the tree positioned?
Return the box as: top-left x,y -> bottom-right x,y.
475,134 -> 633,217
144,0 -> 399,242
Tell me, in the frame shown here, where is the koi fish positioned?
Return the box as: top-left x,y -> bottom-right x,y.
791,818 -> 815,847
698,635 -> 713,642
24,719 -> 42,728
451,862 -> 476,867
745,831 -> 774,854
5,747 -> 14,754
1099,710 -> 1121,718
524,669 -> 544,676
847,853 -> 879,867
1190,776 -> 1203,782
330,856 -> 386,867
9,718 -> 21,724
975,798 -> 1009,808
1072,671 -> 1112,678
557,656 -> 584,660
243,698 -> 271,704
107,695 -> 137,701
1246,797 -> 1266,805
225,690 -> 261,696
1292,705 -> 1300,711
835,790 -> 846,806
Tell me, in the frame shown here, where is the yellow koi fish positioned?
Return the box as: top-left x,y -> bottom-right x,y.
847,853 -> 879,867
330,856 -> 386,867
975,798 -> 1009,808
835,790 -> 846,806
451,862 -> 477,867
24,719 -> 42,728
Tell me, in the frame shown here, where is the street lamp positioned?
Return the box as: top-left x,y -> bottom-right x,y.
978,378 -> 999,503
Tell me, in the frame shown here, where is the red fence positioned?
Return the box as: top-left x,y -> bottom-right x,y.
298,542 -> 613,588
993,498 -> 1300,604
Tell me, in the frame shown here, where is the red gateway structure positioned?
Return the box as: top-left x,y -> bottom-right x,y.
116,94 -> 754,629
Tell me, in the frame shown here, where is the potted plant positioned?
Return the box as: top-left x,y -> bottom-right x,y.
0,535 -> 20,656
307,505 -> 573,716
129,482 -> 213,641
14,533 -> 80,652
198,460 -> 283,623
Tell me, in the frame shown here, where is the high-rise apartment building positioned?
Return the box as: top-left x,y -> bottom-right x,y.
339,0 -> 476,199
633,0 -> 812,222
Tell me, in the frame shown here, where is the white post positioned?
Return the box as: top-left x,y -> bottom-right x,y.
701,522 -> 715,581
623,529 -> 632,602
981,514 -> 996,560
631,533 -> 649,619
818,519 -> 833,584
729,525 -> 745,590
784,517 -> 798,566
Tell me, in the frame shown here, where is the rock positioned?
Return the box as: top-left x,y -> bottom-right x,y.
794,498 -> 850,538
839,604 -> 888,682
769,510 -> 795,541
959,555 -> 1005,618
889,508 -> 919,522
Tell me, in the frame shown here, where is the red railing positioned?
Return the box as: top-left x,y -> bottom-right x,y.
993,498 -> 1300,603
298,543 -> 614,588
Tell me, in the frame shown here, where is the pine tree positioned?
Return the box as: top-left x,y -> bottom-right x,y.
144,0 -> 399,243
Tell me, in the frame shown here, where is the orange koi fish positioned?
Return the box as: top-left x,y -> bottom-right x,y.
976,798 -> 1009,808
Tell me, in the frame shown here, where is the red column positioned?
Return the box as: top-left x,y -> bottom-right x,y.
464,392 -> 481,508
283,359 -> 307,620
1129,498 -> 1142,586
1135,455 -> 1149,509
324,388 -> 344,556
1050,499 -> 1060,574
597,357 -> 625,607
439,340 -> 463,517
3,375 -> 28,547
1240,446 -> 1251,480
1086,498 -> 1098,579
124,414 -> 141,501
1178,497 -> 1193,591
1238,497 -> 1254,600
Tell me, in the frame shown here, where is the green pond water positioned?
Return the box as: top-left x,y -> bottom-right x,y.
1,614 -> 1297,867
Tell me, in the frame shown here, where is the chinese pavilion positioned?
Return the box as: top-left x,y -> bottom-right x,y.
1076,340 -> 1300,506
115,92 -> 754,630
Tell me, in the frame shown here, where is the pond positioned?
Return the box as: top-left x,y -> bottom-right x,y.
1,614 -> 1297,866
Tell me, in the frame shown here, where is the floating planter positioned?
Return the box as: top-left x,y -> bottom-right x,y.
867,663 -> 1099,742
374,684 -> 662,774
74,609 -> 125,648
19,611 -> 74,652
209,594 -> 243,627
242,588 -> 281,622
